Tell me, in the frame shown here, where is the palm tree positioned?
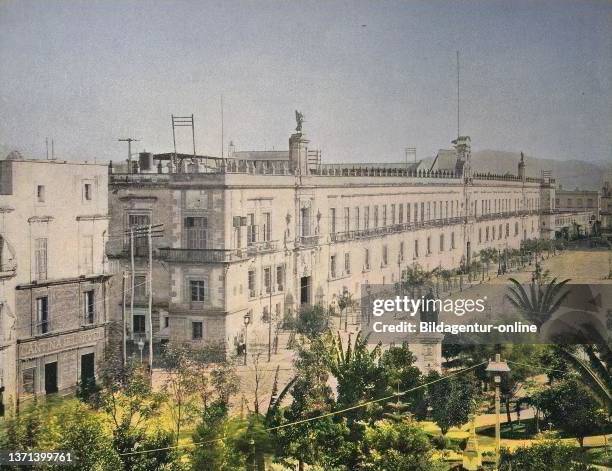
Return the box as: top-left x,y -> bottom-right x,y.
505,276 -> 570,328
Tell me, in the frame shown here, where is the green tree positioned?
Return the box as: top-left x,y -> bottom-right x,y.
535,378 -> 608,447
426,370 -> 479,435
361,419 -> 444,471
500,440 -> 596,470
296,304 -> 330,338
505,276 -> 570,328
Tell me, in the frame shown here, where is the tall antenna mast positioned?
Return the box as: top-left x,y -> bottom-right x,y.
118,138 -> 140,174
221,95 -> 224,158
456,50 -> 460,139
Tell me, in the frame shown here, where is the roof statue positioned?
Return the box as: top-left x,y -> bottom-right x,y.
295,110 -> 304,133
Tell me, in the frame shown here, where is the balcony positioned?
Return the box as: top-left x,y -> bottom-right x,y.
298,235 -> 320,247
246,240 -> 278,255
159,248 -> 241,263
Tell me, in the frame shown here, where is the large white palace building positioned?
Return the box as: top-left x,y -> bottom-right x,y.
107,121 -> 566,370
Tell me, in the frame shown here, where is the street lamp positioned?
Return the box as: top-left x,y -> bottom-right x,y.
486,353 -> 511,471
243,313 -> 251,366
137,338 -> 145,364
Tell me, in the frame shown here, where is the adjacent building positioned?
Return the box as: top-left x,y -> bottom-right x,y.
0,154 -> 110,412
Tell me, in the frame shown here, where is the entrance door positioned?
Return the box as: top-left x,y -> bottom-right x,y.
300,276 -> 311,305
80,353 -> 95,387
44,362 -> 58,395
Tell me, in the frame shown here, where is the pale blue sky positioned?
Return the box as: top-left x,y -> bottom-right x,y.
0,0 -> 610,163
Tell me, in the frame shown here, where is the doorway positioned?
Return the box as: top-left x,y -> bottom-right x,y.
300,276 -> 311,305
44,362 -> 58,395
80,353 -> 95,388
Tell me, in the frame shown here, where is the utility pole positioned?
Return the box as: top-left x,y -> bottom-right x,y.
130,228 -> 135,361
220,95 -> 224,159
457,50 -> 460,139
118,138 -> 140,174
267,281 -> 272,362
147,225 -> 153,373
122,271 -> 127,365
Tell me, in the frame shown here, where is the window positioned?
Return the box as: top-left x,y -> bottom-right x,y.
451,232 -> 455,249
330,255 -> 337,278
329,208 -> 336,234
192,321 -> 203,340
492,226 -> 496,240
399,204 -> 404,224
420,202 -> 425,222
300,207 -> 311,237
22,368 -> 36,394
247,213 -> 257,244
382,245 -> 388,266
84,290 -> 95,324
185,217 -> 208,249
478,228 -> 482,244
128,214 -> 150,255
373,205 -> 379,228
391,204 -> 396,225
37,185 -> 45,203
354,207 -> 360,230
426,236 -> 431,255
133,314 -> 145,334
84,183 -> 92,201
264,267 -> 272,293
344,253 -> 351,274
486,227 -> 490,241
276,265 -> 284,291
364,206 -> 370,229
262,212 -> 271,241
35,238 -> 47,280
344,207 -> 350,232
439,234 -> 445,252
515,222 -> 519,236
190,280 -> 206,302
414,239 -> 419,258
248,270 -> 256,298
364,248 -> 370,270
382,205 -> 387,227
134,275 -> 147,301
506,223 -> 510,238
164,316 -> 170,328
433,202 -> 437,220
36,296 -> 49,334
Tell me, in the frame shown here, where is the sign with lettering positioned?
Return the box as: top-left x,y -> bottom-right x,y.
19,328 -> 104,358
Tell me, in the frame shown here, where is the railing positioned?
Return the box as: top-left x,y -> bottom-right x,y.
159,248 -> 241,263
329,217 -> 465,243
311,164 -> 459,179
298,235 -> 320,247
246,240 -> 278,255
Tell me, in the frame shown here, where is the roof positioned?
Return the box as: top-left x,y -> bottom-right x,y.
429,149 -> 457,172
230,151 -> 289,161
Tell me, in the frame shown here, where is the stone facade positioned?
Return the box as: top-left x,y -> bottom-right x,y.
108,130 -> 563,374
0,158 -> 109,412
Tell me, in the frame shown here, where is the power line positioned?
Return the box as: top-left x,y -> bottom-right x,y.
118,361 -> 486,456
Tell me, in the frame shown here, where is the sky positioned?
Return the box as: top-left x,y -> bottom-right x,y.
0,0 -> 610,164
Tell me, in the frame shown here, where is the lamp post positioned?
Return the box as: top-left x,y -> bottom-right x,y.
243,313 -> 251,366
486,353 -> 510,471
137,338 -> 145,364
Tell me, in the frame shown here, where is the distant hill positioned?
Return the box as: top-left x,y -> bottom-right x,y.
423,149 -> 610,190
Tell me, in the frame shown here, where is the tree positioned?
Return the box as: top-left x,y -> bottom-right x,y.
296,304 -> 330,338
273,335 -> 351,471
535,378 -> 608,447
500,440 -> 596,470
191,400 -> 244,471
505,276 -> 570,328
361,420 -> 444,471
324,331 -> 387,424
426,370 -> 479,435
0,399 -> 122,471
379,345 -> 424,420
